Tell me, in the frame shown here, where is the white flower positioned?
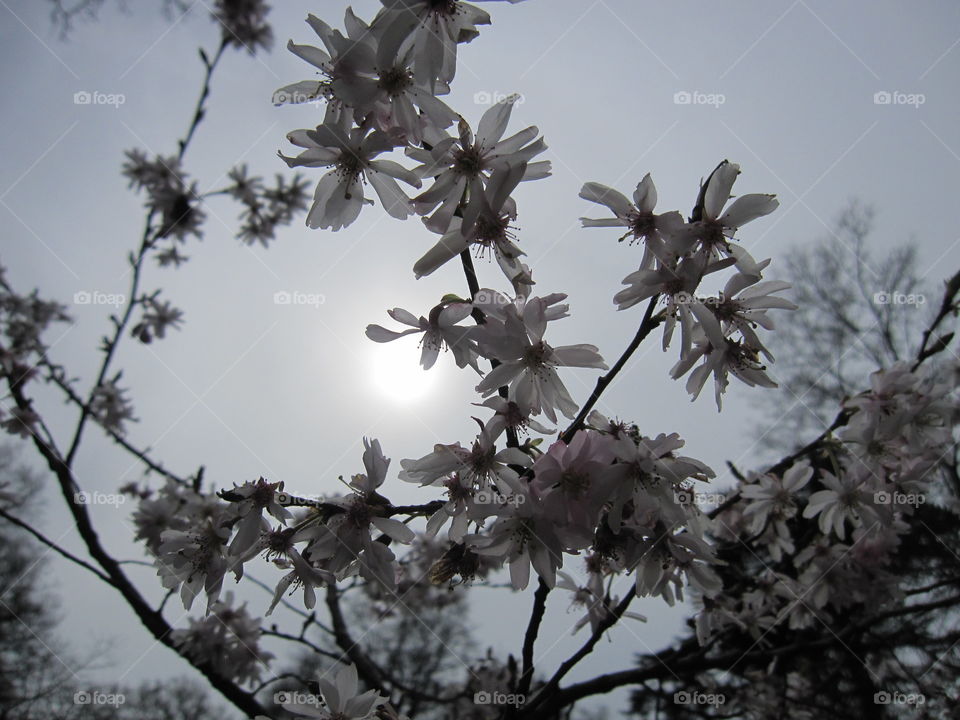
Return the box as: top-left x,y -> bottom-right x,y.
556,569 -> 646,635
579,174 -> 686,267
475,396 -> 553,438
423,473 -> 482,542
88,377 -> 136,434
279,10 -> 459,144
468,487 -> 565,590
689,160 -> 778,273
171,592 -> 273,686
398,419 -> 530,493
472,295 -> 607,423
279,122 -> 421,230
156,515 -> 232,611
225,477 -> 291,556
605,431 -> 714,533
406,98 -> 548,234
802,470 -> 876,540
264,540 -> 333,615
710,266 -> 797,359
273,12 -> 361,117
740,463 -> 812,533
372,0 -> 529,90
366,301 -> 480,371
212,0 -> 272,54
281,663 -> 387,719
412,163 -> 525,279
613,253 -> 720,361
306,439 -> 415,590
132,297 -> 183,344
669,301 -> 777,409
531,431 -> 618,549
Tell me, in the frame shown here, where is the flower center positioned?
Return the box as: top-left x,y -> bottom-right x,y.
265,528 -> 296,561
698,219 -> 728,250
560,469 -> 591,498
523,340 -> 549,369
378,66 -> 414,97
346,497 -> 372,528
627,211 -> 656,243
453,146 -> 483,177
251,479 -> 275,508
426,0 -> 459,17
335,151 -> 363,182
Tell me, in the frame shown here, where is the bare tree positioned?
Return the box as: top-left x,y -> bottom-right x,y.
757,200 -> 937,457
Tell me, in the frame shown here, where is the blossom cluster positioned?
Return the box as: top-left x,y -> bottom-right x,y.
581,163 -> 794,408
275,0 -> 548,286
170,592 -> 273,687
0,265 -> 69,438
702,361 -> 959,645
119,3 -> 809,692
4,0 -> 952,714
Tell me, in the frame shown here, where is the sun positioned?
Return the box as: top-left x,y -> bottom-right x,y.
367,340 -> 437,403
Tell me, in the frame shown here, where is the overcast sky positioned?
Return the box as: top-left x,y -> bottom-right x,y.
2,0 -> 960,716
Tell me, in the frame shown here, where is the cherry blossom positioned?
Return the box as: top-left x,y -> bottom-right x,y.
366,300 -> 480,370
279,663 -> 387,719
406,97 -> 548,234
468,486 -> 565,590
579,174 -> 686,266
412,163 -> 526,279
688,160 -> 779,274
371,0 -> 529,91
305,438 -> 415,589
279,122 -> 421,230
472,294 -> 607,423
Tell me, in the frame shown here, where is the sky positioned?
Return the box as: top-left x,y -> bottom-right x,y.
2,0 -> 960,717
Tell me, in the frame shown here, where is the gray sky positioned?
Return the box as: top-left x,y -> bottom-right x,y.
2,0 -> 960,715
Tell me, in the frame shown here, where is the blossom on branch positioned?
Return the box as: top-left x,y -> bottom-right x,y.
280,122 -> 421,230
278,662 -> 388,719
372,0 -> 530,91
472,294 -> 607,423
366,300 -> 480,370
406,97 -> 548,234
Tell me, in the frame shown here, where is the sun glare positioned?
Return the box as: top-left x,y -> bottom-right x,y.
368,340 -> 437,403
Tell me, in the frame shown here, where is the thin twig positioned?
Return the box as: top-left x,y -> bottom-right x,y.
560,295 -> 661,444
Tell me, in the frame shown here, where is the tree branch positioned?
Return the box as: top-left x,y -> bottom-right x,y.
6,378 -> 266,718
324,583 -> 388,693
518,578 -> 550,696
0,506 -> 113,584
560,295 -> 661,444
